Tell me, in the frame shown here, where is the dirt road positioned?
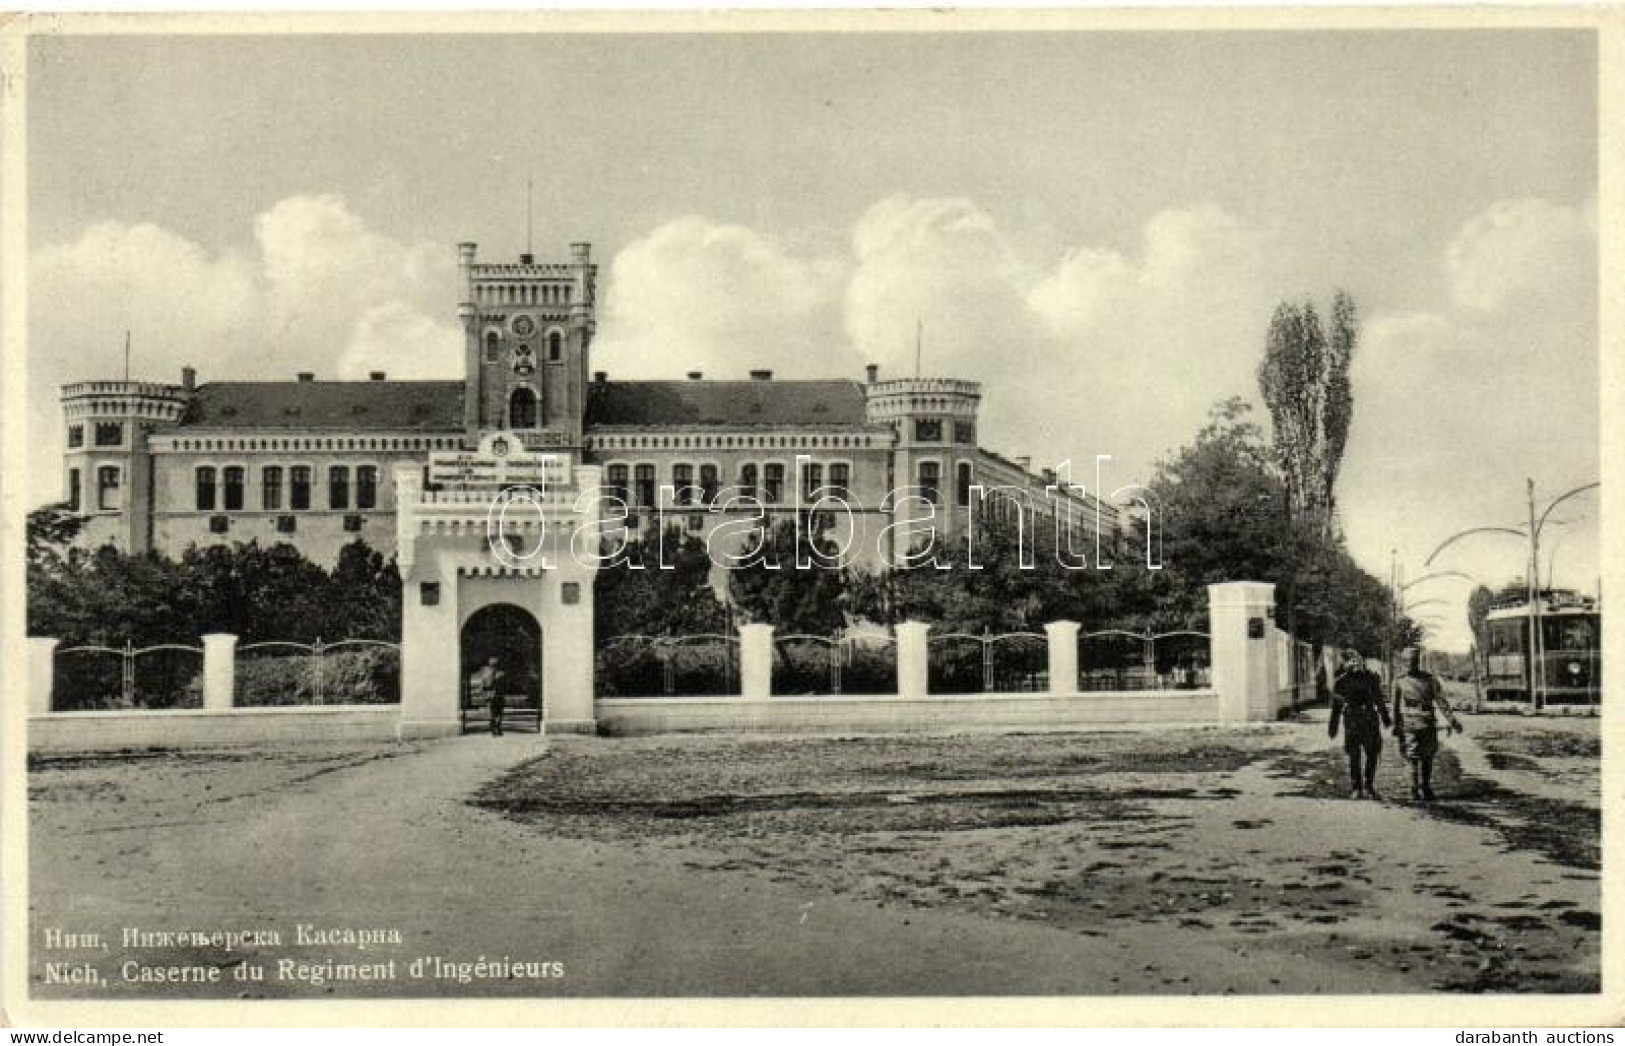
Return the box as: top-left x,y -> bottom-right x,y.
27,713 -> 1599,998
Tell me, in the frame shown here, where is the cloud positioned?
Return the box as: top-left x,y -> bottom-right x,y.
592,215 -> 846,380
1444,197 -> 1595,314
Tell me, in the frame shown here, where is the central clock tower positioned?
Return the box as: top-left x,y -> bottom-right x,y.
456,240 -> 597,458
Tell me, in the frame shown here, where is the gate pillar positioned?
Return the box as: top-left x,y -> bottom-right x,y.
201,633 -> 237,711
739,624 -> 774,700
1044,620 -> 1080,696
1208,581 -> 1279,722
895,621 -> 930,698
29,637 -> 58,715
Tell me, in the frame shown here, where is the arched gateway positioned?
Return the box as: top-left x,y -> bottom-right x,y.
394,432 -> 601,738
459,603 -> 543,732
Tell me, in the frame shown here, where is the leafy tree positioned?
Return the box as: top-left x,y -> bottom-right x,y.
594,525 -> 728,641
1258,291 -> 1358,532
1467,583 -> 1496,664
727,517 -> 851,636
26,503 -> 86,570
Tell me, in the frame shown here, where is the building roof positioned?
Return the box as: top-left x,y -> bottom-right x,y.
179,381 -> 465,431
585,379 -> 875,428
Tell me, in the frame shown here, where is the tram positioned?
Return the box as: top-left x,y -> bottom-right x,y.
1481,590 -> 1601,713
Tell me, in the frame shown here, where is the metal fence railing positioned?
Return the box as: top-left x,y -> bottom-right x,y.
595,634 -> 741,698
927,631 -> 1049,694
234,638 -> 401,706
53,642 -> 205,711
1078,629 -> 1211,692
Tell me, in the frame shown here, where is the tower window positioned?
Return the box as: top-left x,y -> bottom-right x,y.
509,387 -> 539,429
634,464 -> 656,508
262,466 -> 283,511
290,466 -> 311,510
329,465 -> 350,510
484,331 -> 500,362
763,463 -> 784,504
919,461 -> 941,505
956,462 -> 973,507
955,421 -> 975,445
914,419 -> 942,443
97,466 -> 122,511
195,466 -> 217,511
67,425 -> 84,449
548,331 -> 563,361
356,466 -> 378,510
94,422 -> 123,447
223,466 -> 245,511
67,468 -> 81,511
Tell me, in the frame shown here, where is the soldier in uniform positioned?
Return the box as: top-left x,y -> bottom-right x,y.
1329,647 -> 1391,799
1392,645 -> 1463,801
469,656 -> 506,737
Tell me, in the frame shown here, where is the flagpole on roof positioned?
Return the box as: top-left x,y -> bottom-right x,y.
123,330 -> 131,382
915,319 -> 922,379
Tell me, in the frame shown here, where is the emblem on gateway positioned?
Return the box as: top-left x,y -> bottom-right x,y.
490,437 -> 511,458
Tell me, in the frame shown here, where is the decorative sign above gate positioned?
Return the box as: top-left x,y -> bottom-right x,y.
428,431 -> 571,488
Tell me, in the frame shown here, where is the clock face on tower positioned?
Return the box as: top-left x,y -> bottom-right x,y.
511,315 -> 536,337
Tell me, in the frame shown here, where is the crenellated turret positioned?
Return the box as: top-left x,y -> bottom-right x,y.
61,371 -> 195,552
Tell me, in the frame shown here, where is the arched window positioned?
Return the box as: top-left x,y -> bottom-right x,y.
509,387 -> 538,429
484,331 -> 500,363
223,467 -> 245,511
262,466 -> 283,510
548,331 -> 563,360
356,466 -> 379,510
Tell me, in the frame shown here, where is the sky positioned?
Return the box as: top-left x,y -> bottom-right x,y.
21,28 -> 1600,650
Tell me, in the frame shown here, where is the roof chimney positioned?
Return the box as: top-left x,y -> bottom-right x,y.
1042,468 -> 1057,484
296,372 -> 315,383
594,371 -> 608,383
519,252 -> 534,265
369,371 -> 387,381
865,363 -> 878,385
181,365 -> 196,391
750,369 -> 773,381
687,371 -> 703,381
1015,455 -> 1031,470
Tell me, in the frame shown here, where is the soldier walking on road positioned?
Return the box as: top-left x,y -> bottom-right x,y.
1392,646 -> 1463,802
1330,647 -> 1391,799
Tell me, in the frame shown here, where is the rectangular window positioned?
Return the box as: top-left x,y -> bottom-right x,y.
276,514 -> 297,533
290,466 -> 311,510
261,466 -> 283,511
223,466 -> 245,511
830,462 -> 850,499
739,463 -> 758,500
94,422 -> 123,448
802,462 -> 823,500
914,419 -> 942,443
343,514 -> 363,532
357,466 -> 378,510
763,463 -> 784,504
956,462 -> 973,507
195,466 -> 217,511
954,421 -> 975,445
97,466 -> 122,510
634,465 -> 656,508
919,461 -> 941,505
67,468 -> 81,512
699,463 -> 720,505
329,465 -> 350,510
67,425 -> 84,449
673,463 -> 694,506
209,514 -> 229,534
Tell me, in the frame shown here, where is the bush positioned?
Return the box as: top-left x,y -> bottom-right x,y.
234,646 -> 400,706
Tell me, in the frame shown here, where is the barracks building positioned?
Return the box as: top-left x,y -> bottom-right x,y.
60,239 -> 1119,568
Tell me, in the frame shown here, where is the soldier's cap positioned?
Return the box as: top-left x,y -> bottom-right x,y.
1340,646 -> 1363,661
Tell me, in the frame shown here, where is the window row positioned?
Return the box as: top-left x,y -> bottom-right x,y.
907,418 -> 976,445
194,465 -> 380,512
476,283 -> 571,306
603,462 -> 853,508
484,331 -> 565,364
66,422 -> 125,449
66,466 -> 122,512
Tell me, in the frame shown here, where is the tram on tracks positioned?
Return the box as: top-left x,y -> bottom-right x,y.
1482,590 -> 1601,713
